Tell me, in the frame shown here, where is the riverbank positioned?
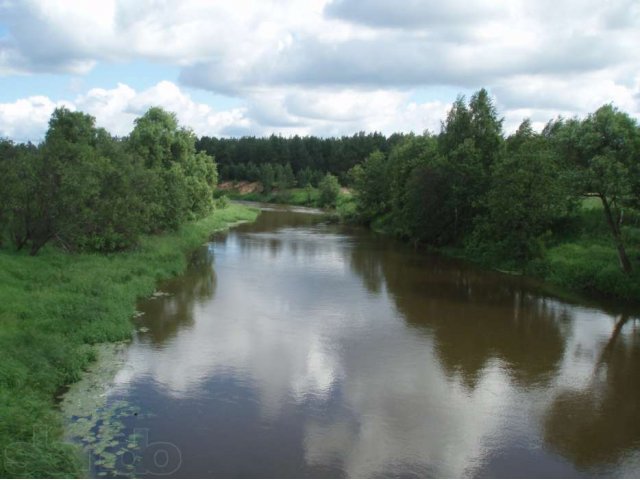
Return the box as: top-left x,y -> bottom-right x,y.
220,183 -> 357,214
369,203 -> 640,303
226,187 -> 321,206
478,203 -> 640,302
0,203 -> 258,478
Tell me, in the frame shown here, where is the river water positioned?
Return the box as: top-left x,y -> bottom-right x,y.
95,204 -> 639,478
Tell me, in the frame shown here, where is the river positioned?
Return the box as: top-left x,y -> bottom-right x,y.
82,204 -> 640,478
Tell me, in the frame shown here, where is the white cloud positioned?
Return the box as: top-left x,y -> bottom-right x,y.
494,68 -> 640,132
0,0 -> 638,138
2,1 -> 639,89
246,88 -> 450,136
0,95 -> 71,140
0,81 -> 453,141
0,81 -> 252,141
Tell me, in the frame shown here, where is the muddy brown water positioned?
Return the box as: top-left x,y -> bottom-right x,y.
92,204 -> 640,478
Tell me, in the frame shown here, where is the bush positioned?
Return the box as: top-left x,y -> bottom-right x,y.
214,195 -> 230,209
318,173 -> 340,208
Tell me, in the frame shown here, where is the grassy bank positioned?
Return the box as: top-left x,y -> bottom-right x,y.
449,201 -> 640,302
225,187 -> 358,219
356,199 -> 640,302
0,203 -> 258,478
530,205 -> 640,302
226,187 -> 321,207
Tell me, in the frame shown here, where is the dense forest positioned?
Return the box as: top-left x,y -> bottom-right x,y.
0,107 -> 218,255
196,131 -> 406,189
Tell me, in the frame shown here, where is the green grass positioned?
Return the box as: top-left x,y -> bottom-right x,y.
530,199 -> 640,301
227,187 -> 321,206
226,187 -> 357,214
432,198 -> 640,302
335,194 -> 358,220
0,203 -> 258,478
538,241 -> 640,301
486,199 -> 640,301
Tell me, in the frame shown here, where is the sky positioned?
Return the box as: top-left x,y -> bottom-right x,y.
0,0 -> 638,142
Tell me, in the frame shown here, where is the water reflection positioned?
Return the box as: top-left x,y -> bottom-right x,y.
135,247 -> 217,346
106,205 -> 640,478
544,315 -> 640,470
347,234 -> 571,388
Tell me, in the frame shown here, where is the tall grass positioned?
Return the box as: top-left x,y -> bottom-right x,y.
519,200 -> 640,301
537,242 -> 640,300
227,187 -> 321,206
439,199 -> 640,301
0,204 -> 258,478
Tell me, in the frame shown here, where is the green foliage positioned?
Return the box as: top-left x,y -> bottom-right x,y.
437,90 -> 503,242
214,195 -> 230,209
350,150 -> 390,221
335,193 -> 358,221
401,162 -> 458,245
258,163 -> 276,193
128,107 -> 218,233
467,120 -> 576,266
273,162 -> 295,189
386,135 -> 440,239
468,88 -> 504,170
539,241 -> 640,300
351,91 -> 504,245
296,167 -> 324,188
227,187 -> 322,207
0,204 -> 258,478
318,173 -> 341,208
547,105 -> 640,273
197,131 -> 392,181
0,106 -> 219,255
348,89 -> 640,297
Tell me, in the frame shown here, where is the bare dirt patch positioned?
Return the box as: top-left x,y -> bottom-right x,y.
218,181 -> 263,194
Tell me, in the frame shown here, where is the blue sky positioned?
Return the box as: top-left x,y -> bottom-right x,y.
0,62 -> 173,100
0,0 -> 638,141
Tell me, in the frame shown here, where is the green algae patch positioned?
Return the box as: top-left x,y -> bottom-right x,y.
60,343 -> 143,477
60,343 -> 129,421
0,204 -> 259,477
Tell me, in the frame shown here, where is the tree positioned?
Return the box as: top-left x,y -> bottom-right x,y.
297,167 -> 322,187
402,162 -> 457,246
438,96 -> 472,155
318,173 -> 341,208
436,90 -> 504,243
386,135 -> 438,237
1,107 -> 219,255
551,105 -> 639,273
469,120 -> 574,265
351,150 -> 391,221
128,107 -> 217,232
24,108 -> 105,254
258,163 -> 275,193
305,183 -> 314,204
469,88 -> 504,170
183,151 -> 218,218
0,140 -> 38,250
278,163 -> 295,189
0,140 -> 16,246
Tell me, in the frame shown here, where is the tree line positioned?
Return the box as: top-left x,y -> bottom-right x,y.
0,107 -> 218,255
196,131 -> 406,186
2,91 -> 638,276
349,89 -> 640,274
